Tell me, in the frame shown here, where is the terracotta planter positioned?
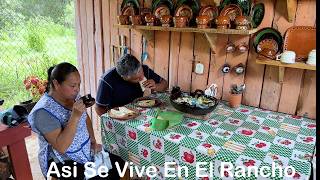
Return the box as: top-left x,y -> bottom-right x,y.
229,93 -> 242,108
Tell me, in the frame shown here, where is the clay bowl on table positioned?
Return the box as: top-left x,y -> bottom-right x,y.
117,15 -> 129,25
145,14 -> 156,26
235,15 -> 251,30
130,15 -> 143,25
173,16 -> 188,28
196,15 -> 210,28
160,15 -> 172,27
215,15 -> 231,29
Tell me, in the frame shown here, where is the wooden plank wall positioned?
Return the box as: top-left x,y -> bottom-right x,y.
75,0 -> 316,119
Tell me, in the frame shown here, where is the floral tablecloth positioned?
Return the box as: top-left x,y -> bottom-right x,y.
101,93 -> 316,180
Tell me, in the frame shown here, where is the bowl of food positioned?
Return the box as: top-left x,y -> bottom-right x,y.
170,87 -> 219,115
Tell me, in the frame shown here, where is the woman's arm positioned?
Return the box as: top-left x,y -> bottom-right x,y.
43,100 -> 86,154
86,114 -> 96,144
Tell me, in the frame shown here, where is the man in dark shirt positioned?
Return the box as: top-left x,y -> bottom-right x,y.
95,54 -> 168,116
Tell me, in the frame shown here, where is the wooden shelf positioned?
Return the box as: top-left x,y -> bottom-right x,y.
114,24 -> 258,35
256,59 -> 316,70
114,24 -> 257,53
256,58 -> 316,83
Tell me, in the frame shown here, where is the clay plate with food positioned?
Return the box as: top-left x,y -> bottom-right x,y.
134,97 -> 162,108
108,107 -> 140,120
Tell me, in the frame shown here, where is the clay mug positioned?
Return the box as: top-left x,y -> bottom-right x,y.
196,15 -> 210,28
160,15 -> 172,27
173,16 -> 188,28
117,15 -> 129,25
306,49 -> 316,66
276,51 -> 296,64
234,15 -> 251,30
130,15 -> 143,25
145,14 -> 156,26
215,15 -> 230,29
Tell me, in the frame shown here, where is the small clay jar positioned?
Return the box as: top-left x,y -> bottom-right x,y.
235,15 -> 251,30
173,16 -> 188,28
196,15 -> 210,28
117,15 -> 129,25
215,15 -> 230,29
145,14 -> 156,26
160,15 -> 172,27
237,43 -> 249,53
130,15 -> 143,25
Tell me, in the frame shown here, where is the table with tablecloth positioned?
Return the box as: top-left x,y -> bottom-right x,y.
101,93 -> 316,180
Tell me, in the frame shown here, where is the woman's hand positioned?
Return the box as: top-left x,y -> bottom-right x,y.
142,79 -> 156,90
91,141 -> 102,154
72,99 -> 86,117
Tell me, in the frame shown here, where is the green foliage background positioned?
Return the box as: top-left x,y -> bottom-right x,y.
0,0 -> 77,109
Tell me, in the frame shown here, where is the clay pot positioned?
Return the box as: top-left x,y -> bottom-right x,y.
235,15 -> 251,30
215,15 -> 230,29
130,15 -> 143,25
118,15 -> 129,25
226,42 -> 236,53
229,93 -> 242,108
160,15 -> 172,27
145,14 -> 156,26
196,15 -> 210,28
258,48 -> 277,60
237,43 -> 249,53
173,16 -> 188,28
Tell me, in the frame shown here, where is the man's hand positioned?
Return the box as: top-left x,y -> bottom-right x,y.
142,79 -> 156,90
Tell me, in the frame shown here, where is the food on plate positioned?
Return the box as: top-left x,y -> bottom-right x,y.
137,99 -> 156,107
173,94 -> 216,109
109,107 -> 137,118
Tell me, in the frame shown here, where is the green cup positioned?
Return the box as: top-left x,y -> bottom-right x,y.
151,117 -> 169,131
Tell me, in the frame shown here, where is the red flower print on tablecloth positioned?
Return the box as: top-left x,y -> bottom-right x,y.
297,134 -> 316,144
307,124 -> 316,128
243,159 -> 256,167
128,130 -> 137,140
280,139 -> 292,146
237,128 -> 256,137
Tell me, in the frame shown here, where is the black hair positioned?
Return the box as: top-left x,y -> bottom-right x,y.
116,54 -> 141,77
46,62 -> 78,92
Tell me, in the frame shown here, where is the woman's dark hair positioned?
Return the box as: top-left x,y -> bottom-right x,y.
46,62 -> 78,92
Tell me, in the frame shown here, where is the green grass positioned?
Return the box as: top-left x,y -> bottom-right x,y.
0,21 -> 77,109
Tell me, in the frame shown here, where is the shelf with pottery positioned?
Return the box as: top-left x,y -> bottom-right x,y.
114,24 -> 258,52
255,57 -> 316,83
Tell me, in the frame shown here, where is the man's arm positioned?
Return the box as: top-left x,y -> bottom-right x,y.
155,78 -> 168,92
